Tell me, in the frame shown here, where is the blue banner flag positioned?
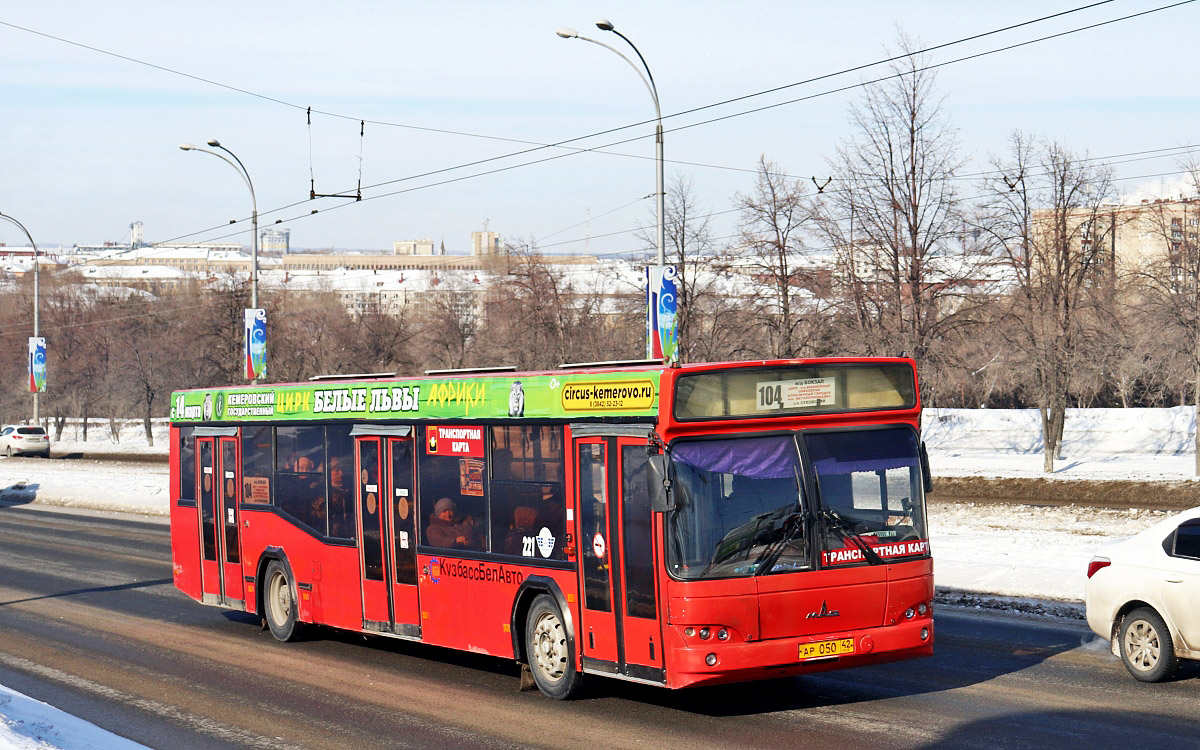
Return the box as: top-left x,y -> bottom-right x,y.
244,309 -> 267,380
28,337 -> 46,393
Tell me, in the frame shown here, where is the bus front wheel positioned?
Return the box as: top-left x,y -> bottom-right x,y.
263,560 -> 301,642
525,595 -> 582,699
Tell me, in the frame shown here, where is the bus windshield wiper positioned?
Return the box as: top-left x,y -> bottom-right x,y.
821,507 -> 885,566
754,509 -> 807,575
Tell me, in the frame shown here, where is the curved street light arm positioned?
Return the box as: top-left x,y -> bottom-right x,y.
181,144 -> 260,312
0,211 -> 42,421
212,144 -> 258,209
0,211 -> 39,336
187,147 -> 256,207
572,34 -> 661,121
608,29 -> 661,110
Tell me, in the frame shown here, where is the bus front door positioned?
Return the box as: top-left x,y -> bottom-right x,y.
574,435 -> 665,683
196,436 -> 244,607
356,435 -> 420,636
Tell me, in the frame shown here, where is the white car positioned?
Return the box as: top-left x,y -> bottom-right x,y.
0,424 -> 51,458
1086,506 -> 1200,682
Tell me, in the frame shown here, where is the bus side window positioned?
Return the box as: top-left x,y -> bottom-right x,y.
275,425 -> 328,535
178,426 -> 196,506
325,426 -> 355,540
241,425 -> 272,505
489,425 -> 566,561
418,426 -> 487,552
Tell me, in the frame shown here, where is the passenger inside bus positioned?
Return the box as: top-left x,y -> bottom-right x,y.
327,455 -> 354,538
425,497 -> 482,550
503,505 -> 540,556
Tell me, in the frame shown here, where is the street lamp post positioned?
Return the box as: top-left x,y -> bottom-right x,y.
0,211 -> 41,423
180,140 -> 258,309
558,20 -> 672,360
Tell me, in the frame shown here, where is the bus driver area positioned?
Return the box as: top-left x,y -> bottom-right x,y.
169,358 -> 934,698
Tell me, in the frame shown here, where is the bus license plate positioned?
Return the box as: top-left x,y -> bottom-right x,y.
799,638 -> 855,660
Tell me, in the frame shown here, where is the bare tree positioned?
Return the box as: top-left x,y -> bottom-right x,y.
479,242 -> 634,369
980,133 -> 1116,471
632,174 -> 732,363
825,36 -> 973,377
419,274 -> 481,371
1136,176 -> 1200,473
735,156 -> 826,358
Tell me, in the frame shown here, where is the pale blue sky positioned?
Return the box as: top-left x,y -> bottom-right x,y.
2,1 -> 1198,252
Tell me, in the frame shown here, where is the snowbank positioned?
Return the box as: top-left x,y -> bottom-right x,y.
924,406 -> 1199,480
42,419 -> 169,459
0,684 -> 148,749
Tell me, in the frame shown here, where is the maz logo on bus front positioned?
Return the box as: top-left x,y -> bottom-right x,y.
806,601 -> 840,619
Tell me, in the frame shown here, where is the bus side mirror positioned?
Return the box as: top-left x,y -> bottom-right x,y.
920,441 -> 934,495
647,453 -> 675,512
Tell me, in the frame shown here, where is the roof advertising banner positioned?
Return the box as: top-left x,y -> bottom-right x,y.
170,370 -> 660,423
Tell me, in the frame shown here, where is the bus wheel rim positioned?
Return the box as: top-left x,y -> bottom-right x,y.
270,572 -> 291,624
531,611 -> 566,682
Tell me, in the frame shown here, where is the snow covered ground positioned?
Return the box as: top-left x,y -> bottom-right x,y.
0,408 -> 1195,749
0,686 -> 147,750
924,406 -> 1200,480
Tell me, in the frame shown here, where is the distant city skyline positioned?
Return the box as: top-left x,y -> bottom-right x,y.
3,1 -> 1199,254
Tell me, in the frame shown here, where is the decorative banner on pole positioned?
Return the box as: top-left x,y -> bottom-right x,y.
244,308 -> 267,381
645,267 -> 656,360
27,337 -> 46,393
645,266 -> 678,363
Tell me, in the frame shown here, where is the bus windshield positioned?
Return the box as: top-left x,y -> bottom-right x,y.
804,427 -> 928,566
666,435 -> 809,580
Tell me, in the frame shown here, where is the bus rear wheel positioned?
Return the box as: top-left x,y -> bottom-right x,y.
525,595 -> 582,699
263,560 -> 301,642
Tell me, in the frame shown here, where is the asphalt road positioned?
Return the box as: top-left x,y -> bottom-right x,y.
0,502 -> 1197,750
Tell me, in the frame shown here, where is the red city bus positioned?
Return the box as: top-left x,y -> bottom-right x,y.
169,357 -> 934,698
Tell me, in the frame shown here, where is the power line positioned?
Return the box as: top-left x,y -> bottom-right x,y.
13,1 -> 1192,261
1,1 -> 1147,213
168,0 -> 1197,250
0,1 -> 1122,149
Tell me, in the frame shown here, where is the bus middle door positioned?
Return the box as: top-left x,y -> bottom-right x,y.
356,429 -> 420,636
387,436 -> 419,634
356,436 -> 391,630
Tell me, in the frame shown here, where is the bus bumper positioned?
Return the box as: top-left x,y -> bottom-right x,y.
665,617 -> 934,688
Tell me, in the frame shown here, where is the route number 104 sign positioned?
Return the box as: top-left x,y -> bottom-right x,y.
756,377 -> 837,410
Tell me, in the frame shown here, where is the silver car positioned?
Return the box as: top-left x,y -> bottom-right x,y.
0,424 -> 51,458
1085,506 -> 1200,682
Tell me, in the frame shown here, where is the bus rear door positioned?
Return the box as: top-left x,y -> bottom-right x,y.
355,428 -> 420,636
573,430 -> 665,683
196,431 -> 243,607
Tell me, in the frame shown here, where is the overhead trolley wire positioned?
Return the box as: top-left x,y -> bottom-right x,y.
6,1 -> 1193,256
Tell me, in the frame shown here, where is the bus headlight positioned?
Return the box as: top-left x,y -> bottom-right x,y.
699,627 -> 711,640
717,628 -> 729,641
705,653 -> 718,666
